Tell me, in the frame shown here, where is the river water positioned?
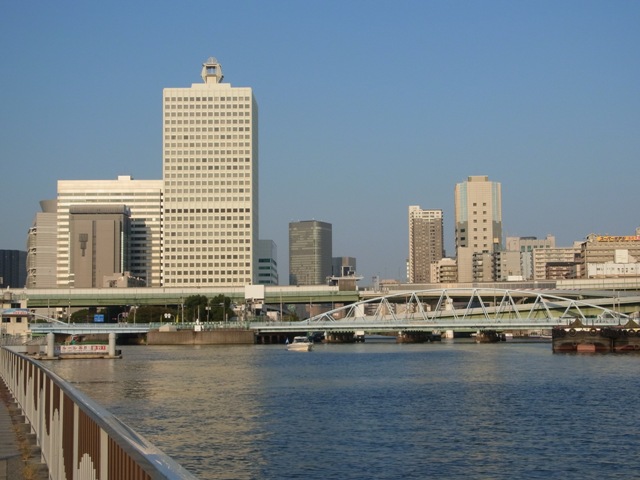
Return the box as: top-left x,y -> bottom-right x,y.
43,340 -> 640,480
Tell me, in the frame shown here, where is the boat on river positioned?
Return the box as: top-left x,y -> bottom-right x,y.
286,336 -> 313,352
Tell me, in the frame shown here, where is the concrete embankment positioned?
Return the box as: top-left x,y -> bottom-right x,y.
147,329 -> 256,345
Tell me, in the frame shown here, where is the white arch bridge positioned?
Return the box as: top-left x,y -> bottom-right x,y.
252,288 -> 640,334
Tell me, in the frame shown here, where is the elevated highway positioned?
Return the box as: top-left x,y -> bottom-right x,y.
10,278 -> 640,312
15,285 -> 359,309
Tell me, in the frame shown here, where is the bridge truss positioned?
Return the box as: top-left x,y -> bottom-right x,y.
297,288 -> 632,331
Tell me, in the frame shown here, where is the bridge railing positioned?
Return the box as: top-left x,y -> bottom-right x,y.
0,347 -> 199,480
30,321 -> 257,334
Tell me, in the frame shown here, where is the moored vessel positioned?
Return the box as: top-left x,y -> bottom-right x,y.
552,319 -> 640,353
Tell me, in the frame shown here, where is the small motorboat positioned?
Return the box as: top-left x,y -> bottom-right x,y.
286,336 -> 313,352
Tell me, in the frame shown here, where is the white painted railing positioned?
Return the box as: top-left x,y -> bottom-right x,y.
0,347 -> 199,480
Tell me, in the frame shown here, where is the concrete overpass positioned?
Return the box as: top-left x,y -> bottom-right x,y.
11,285 -> 359,309
8,278 -> 640,312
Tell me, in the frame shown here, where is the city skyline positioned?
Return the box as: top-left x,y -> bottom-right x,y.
2,2 -> 639,284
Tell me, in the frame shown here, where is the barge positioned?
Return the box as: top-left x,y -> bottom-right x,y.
552,320 -> 640,353
474,330 -> 506,343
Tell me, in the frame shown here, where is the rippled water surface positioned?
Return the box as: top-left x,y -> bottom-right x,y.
44,341 -> 640,479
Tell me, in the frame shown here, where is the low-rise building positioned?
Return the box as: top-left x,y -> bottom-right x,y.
494,250 -> 522,281
580,231 -> 640,278
430,258 -> 458,283
506,235 -> 556,280
533,246 -> 581,280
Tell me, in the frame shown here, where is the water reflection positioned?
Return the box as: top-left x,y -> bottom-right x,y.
43,342 -> 640,480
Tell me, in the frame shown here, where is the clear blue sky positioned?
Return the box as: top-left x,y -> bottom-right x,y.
1,1 -> 639,284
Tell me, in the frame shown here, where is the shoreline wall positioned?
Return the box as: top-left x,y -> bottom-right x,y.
147,329 -> 256,345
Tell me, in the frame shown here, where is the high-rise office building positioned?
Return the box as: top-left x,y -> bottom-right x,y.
0,250 -> 27,289
289,221 -> 332,285
257,240 -> 278,285
408,206 -> 444,284
27,200 -> 58,288
454,176 -> 502,283
162,57 -> 258,286
56,176 -> 163,287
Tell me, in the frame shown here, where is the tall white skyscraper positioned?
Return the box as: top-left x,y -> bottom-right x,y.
162,57 -> 259,286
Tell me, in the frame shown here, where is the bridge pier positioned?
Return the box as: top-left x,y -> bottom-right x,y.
397,331 -> 442,343
108,333 -> 116,356
46,333 -> 55,359
256,333 -> 289,344
324,332 -> 356,343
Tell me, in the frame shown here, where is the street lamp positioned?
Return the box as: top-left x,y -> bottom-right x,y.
67,273 -> 74,324
219,303 -> 227,326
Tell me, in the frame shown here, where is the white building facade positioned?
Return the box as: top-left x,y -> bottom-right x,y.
162,57 -> 258,286
56,176 -> 163,287
532,246 -> 581,280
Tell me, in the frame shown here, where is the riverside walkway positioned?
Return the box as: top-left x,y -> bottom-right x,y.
0,377 -> 47,480
0,347 -> 200,480
0,382 -> 22,480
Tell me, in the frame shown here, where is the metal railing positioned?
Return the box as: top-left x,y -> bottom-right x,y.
30,320 -> 257,335
0,347 -> 199,480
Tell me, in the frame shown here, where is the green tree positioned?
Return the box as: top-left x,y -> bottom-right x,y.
70,308 -> 92,323
133,305 -> 177,323
283,310 -> 299,322
209,294 -> 233,322
70,307 -> 110,323
184,295 -> 209,322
